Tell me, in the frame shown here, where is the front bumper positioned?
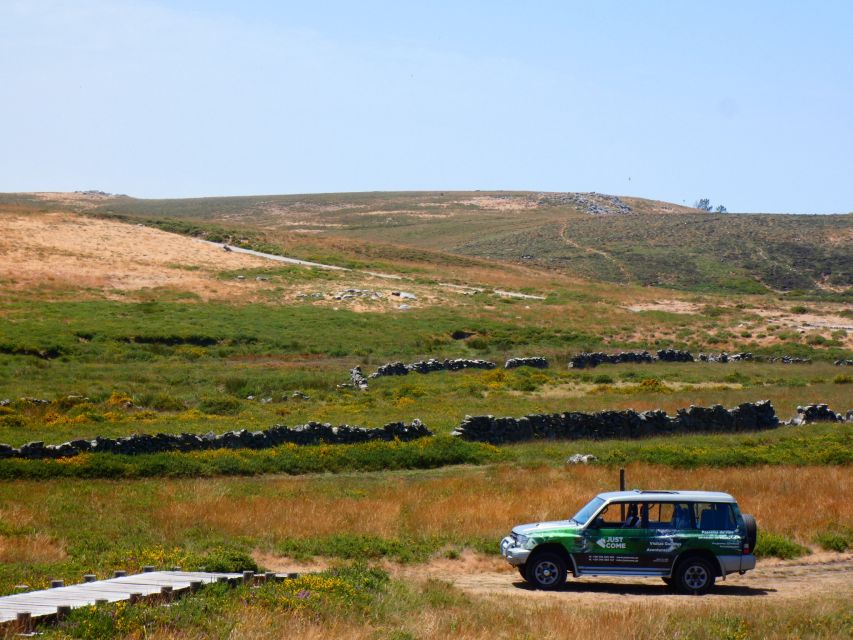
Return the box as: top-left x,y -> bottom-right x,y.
500,535 -> 531,566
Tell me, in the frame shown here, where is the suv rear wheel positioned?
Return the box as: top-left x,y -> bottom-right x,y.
525,552 -> 567,590
674,556 -> 716,595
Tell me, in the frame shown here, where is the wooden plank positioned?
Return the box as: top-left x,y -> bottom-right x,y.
0,571 -> 246,625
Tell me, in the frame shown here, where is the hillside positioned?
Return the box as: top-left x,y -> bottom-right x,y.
12,190 -> 848,295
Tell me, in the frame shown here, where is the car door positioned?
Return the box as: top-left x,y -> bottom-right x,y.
577,501 -> 653,574
642,502 -> 692,574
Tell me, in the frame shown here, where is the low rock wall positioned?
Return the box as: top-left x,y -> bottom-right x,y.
451,401 -> 781,444
569,350 -> 812,368
505,357 -> 549,369
0,420 -> 432,460
369,358 -> 496,378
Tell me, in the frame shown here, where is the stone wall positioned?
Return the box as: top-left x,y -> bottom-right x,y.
369,358 -> 496,379
0,420 -> 432,460
569,350 -> 812,368
505,357 -> 549,369
789,404 -> 851,425
450,401 -> 781,444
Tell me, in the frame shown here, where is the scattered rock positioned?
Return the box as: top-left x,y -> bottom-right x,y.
566,453 -> 598,465
391,291 -> 417,300
333,288 -> 383,301
537,192 -> 633,216
834,359 -> 853,366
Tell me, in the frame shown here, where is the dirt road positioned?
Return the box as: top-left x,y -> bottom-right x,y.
393,551 -> 853,606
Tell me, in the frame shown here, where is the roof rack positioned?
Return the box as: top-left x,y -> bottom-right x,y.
633,489 -> 678,494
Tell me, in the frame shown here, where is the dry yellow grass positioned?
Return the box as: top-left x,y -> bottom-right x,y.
143,583 -> 852,640
154,464 -> 852,544
0,534 -> 66,564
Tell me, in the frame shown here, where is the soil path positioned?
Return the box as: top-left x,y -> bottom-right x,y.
559,221 -> 633,281
258,549 -> 852,606
395,551 -> 853,606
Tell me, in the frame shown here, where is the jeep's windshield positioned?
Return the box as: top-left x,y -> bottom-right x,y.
571,496 -> 605,525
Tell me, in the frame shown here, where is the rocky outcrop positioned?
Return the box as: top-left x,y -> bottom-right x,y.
451,401 -> 780,444
835,359 -> 853,366
0,420 -> 432,460
504,357 -> 549,369
538,192 -> 633,216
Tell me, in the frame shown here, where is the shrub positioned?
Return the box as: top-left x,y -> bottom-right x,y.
815,526 -> 852,552
593,374 -> 614,384
197,397 -> 242,416
833,374 -> 852,385
137,393 -> 186,411
0,414 -> 26,428
754,532 -> 809,559
197,548 -> 258,572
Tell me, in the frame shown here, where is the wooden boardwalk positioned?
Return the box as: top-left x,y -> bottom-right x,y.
0,571 -> 251,627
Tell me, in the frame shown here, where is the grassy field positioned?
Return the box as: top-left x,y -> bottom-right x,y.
0,294 -> 850,447
0,193 -> 850,639
2,463 -> 850,589
26,569 -> 853,640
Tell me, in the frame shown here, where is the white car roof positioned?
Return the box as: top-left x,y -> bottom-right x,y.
597,490 -> 736,503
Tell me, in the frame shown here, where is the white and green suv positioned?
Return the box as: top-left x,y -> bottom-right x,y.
501,490 -> 757,595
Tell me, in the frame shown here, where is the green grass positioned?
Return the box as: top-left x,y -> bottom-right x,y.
0,437 -> 500,479
507,423 -> 853,468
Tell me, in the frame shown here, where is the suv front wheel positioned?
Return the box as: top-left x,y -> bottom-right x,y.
525,552 -> 567,590
674,556 -> 716,595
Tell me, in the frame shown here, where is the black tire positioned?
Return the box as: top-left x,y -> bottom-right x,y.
743,514 -> 758,552
674,557 -> 716,595
525,552 -> 567,590
517,565 -> 528,581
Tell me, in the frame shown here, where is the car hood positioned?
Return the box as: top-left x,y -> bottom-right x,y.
512,520 -> 578,536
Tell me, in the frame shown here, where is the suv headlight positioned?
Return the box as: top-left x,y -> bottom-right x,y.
514,534 -> 529,547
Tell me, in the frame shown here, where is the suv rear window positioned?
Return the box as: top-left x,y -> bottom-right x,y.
693,502 -> 737,530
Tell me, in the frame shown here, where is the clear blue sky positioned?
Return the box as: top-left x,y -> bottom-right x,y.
2,1 -> 851,213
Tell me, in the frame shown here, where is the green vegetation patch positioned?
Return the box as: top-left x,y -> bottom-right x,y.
754,532 -> 810,559
0,437 -> 500,480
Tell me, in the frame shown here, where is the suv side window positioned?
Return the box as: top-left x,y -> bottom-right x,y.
644,502 -> 694,529
694,502 -> 737,530
591,503 -> 633,528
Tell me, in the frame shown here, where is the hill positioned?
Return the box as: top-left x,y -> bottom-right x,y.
16,190 -> 848,295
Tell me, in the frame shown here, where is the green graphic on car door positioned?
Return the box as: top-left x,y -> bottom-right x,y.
575,502 -> 697,572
